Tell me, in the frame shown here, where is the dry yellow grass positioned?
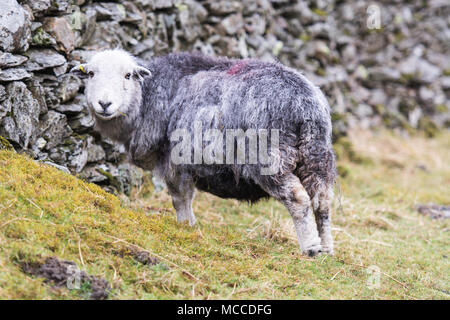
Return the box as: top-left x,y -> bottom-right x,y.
0,129 -> 448,299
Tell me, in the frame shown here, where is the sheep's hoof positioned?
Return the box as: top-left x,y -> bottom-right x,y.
303,244 -> 322,257
320,247 -> 334,256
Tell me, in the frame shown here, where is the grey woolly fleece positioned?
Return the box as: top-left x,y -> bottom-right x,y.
95,52 -> 336,202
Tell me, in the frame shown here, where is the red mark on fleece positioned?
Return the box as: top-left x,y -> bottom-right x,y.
227,61 -> 248,75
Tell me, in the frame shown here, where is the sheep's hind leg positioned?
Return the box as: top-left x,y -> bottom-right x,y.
167,177 -> 196,226
264,174 -> 322,257
312,185 -> 334,255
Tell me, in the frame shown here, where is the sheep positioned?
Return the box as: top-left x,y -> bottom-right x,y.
71,49 -> 337,257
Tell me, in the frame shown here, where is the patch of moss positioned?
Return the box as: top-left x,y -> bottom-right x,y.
394,31 -> 405,42
311,8 -> 328,17
373,104 -> 386,115
96,168 -> 121,192
31,28 -> 53,47
315,67 -> 326,76
0,136 -> 14,151
299,33 -> 311,42
333,137 -> 371,164
435,104 -> 448,114
419,117 -> 440,138
337,164 -> 349,178
382,111 -> 413,134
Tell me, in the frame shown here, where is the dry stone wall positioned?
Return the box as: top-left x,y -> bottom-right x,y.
0,0 -> 449,192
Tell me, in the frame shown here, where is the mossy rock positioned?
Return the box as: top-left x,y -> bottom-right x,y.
0,136 -> 14,151
382,111 -> 413,133
311,7 -> 328,17
31,27 -> 55,47
419,117 -> 440,138
315,67 -> 326,76
373,104 -> 386,115
96,168 -> 122,193
435,104 -> 448,114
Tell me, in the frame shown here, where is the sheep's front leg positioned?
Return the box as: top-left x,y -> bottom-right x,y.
167,177 -> 196,226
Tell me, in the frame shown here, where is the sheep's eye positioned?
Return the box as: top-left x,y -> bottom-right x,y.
125,73 -> 131,80
88,71 -> 94,78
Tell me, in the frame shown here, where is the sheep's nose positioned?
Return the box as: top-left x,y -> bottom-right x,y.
98,100 -> 112,110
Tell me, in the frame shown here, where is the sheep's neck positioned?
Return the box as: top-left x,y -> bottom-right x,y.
95,115 -> 134,146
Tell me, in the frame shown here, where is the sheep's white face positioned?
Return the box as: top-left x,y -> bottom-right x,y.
71,50 -> 151,120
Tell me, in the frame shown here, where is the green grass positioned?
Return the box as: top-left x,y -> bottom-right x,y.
0,129 -> 448,299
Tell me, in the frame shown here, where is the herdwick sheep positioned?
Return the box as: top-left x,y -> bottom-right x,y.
71,49 -> 336,257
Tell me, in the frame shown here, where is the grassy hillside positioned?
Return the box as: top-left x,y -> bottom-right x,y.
0,129 -> 448,299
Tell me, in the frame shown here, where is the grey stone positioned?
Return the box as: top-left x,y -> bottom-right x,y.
27,80 -> 48,115
399,56 -> 441,84
54,95 -> 87,114
245,14 -> 266,35
0,52 -> 28,68
86,136 -> 106,163
35,137 -> 47,149
41,161 -> 71,174
150,0 -> 174,10
74,8 -> 97,47
419,86 -> 434,104
368,67 -> 401,82
39,110 -> 72,150
185,0 -> 208,23
117,162 -> 144,195
43,16 -> 76,54
0,0 -> 31,53
0,85 -> 5,101
0,68 -> 32,82
53,63 -> 68,77
354,103 -> 373,119
177,1 -> 204,43
78,165 -> 108,183
68,143 -> 88,173
71,49 -> 98,63
56,74 -> 82,103
368,89 -> 388,107
208,1 -> 243,15
68,112 -> 95,132
408,108 -> 422,128
19,0 -> 51,18
307,23 -> 331,39
20,0 -> 71,17
441,77 -> 450,91
220,14 -> 244,36
416,204 -> 450,220
84,20 -> 123,50
87,3 -> 127,22
0,81 -> 40,148
24,49 -> 66,71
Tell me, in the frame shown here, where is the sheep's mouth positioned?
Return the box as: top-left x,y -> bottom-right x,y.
95,111 -> 115,120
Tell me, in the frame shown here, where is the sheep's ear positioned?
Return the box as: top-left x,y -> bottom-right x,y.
133,66 -> 151,81
70,64 -> 89,78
